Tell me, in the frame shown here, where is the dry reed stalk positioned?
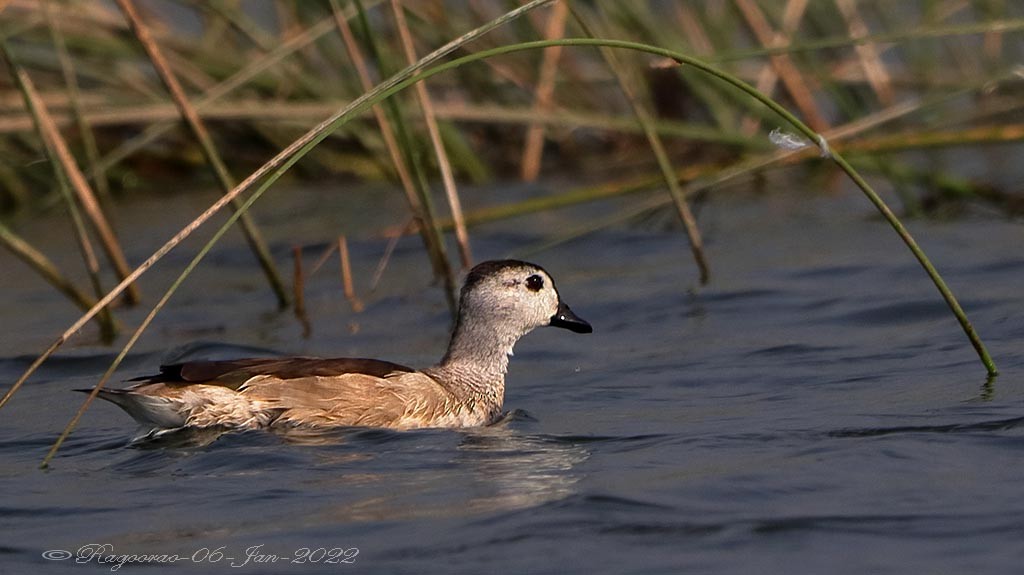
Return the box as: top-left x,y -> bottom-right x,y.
740,0 -> 808,135
207,0 -> 279,49
388,160 -> 721,237
275,1 -> 301,43
115,0 -> 289,308
673,4 -> 715,56
835,0 -> 895,106
0,101 -> 360,133
41,0 -> 110,202
292,245 -> 311,338
571,8 -> 710,283
394,88 -> 959,240
0,157 -> 28,207
330,0 -> 454,299
328,0 -> 420,215
371,219 -> 413,291
984,23 -> 1003,62
0,223 -> 98,315
206,2 -> 321,96
39,134 -> 119,341
984,31 -> 1002,61
520,0 -> 568,181
390,0 -> 473,269
310,244 -> 337,277
8,17 -> 116,338
54,176 -> 118,342
88,15 -> 340,178
0,91 -> 108,113
666,3 -> 738,130
465,1 -> 540,93
1,43 -> 141,305
163,50 -> 220,93
338,235 -> 364,313
839,123 -> 1024,153
271,1 -> 307,100
734,0 -> 829,132
0,100 -> 754,148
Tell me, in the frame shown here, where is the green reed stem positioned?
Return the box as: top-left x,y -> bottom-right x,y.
570,7 -> 710,284
434,38 -> 998,375
352,0 -> 457,312
116,0 -> 290,309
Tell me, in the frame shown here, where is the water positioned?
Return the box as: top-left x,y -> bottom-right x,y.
2,181 -> 1024,574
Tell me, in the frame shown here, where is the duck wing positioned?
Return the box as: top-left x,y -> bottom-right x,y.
129,357 -> 416,390
240,370 -> 454,429
99,357 -> 440,430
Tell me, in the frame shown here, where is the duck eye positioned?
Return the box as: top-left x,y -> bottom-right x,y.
525,274 -> 543,292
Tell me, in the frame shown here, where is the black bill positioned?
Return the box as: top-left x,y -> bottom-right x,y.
549,301 -> 593,334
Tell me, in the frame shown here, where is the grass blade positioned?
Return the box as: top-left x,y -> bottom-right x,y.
42,0 -> 111,203
734,0 -> 829,131
0,41 -> 139,306
115,0 -> 290,308
391,0 -> 473,269
520,0 -> 568,182
570,7 -> 710,284
0,223 -> 100,319
330,0 -> 455,293
338,235 -> 364,313
292,245 -> 311,338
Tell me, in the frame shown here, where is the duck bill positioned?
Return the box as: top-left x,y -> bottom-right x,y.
549,301 -> 593,334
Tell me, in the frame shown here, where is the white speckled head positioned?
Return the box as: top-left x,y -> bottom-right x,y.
436,260 -> 591,373
459,260 -> 591,337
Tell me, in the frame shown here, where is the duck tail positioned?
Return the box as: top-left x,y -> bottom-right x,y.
75,388 -> 187,430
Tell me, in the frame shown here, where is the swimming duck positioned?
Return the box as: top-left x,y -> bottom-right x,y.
87,260 -> 591,433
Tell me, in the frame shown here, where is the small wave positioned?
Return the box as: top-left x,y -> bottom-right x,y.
828,415 -> 1024,438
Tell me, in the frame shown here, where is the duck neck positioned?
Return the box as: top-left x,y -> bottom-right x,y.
427,316 -> 522,402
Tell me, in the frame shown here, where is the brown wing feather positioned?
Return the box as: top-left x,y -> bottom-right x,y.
241,371 -> 454,429
130,357 -> 415,390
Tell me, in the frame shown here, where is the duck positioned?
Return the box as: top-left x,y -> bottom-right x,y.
85,260 -> 592,434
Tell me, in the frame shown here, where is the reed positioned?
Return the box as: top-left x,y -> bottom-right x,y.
338,235 -> 364,313
329,0 -> 456,311
0,222 -> 103,322
115,0 -> 290,308
292,245 -> 311,338
2,3 -> 1019,203
2,41 -> 140,306
520,0 -> 568,182
42,0 -> 110,204
571,7 -> 710,284
0,1 -> 1013,461
391,0 -> 473,270
351,0 -> 457,312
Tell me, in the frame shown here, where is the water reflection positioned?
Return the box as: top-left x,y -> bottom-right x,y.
303,421 -> 589,523
125,415 -> 589,523
452,423 -> 588,514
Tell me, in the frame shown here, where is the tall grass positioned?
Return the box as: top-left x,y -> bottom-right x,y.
0,0 -> 1018,462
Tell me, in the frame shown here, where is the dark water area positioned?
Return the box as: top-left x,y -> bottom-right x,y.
2,180 -> 1024,574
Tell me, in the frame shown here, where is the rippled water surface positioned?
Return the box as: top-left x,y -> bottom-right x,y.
2,182 -> 1024,573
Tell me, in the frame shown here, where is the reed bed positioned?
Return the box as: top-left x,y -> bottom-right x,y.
0,2 -> 1018,205
0,0 -> 1019,462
